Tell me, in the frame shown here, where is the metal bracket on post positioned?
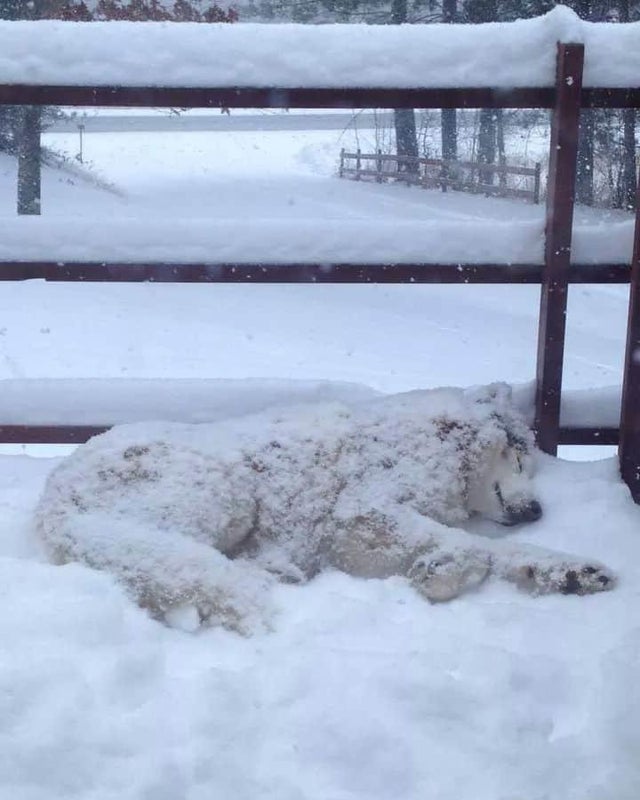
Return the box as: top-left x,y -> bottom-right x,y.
618,176 -> 640,501
534,42 -> 584,455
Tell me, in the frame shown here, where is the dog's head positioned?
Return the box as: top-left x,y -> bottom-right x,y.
463,383 -> 542,526
465,433 -> 542,526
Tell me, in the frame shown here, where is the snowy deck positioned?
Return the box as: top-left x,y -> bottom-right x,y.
1,11 -> 639,797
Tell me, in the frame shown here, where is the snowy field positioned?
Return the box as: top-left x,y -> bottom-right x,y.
1,118 -> 639,800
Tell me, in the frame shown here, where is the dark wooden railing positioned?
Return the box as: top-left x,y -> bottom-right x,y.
338,149 -> 541,203
2,42 -> 640,500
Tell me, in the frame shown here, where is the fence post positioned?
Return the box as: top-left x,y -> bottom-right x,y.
618,174 -> 640,502
534,42 -> 584,456
356,148 -> 361,181
376,149 -> 382,183
533,162 -> 541,204
339,147 -> 345,178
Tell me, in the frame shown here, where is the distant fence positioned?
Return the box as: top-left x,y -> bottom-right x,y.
339,149 -> 542,204
2,41 -> 640,503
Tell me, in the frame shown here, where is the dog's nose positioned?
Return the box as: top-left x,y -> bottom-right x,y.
521,500 -> 543,522
503,500 -> 543,526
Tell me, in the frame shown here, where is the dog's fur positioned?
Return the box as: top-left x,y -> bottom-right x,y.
35,384 -> 615,633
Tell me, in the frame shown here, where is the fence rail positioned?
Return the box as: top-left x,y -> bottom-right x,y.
1,84 -> 640,109
2,41 -> 640,502
0,423 -> 621,447
0,261 -> 630,284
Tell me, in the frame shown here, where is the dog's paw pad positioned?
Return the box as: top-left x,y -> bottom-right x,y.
560,564 -> 615,595
516,562 -> 615,596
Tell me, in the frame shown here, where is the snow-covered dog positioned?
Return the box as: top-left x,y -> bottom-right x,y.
35,384 -> 614,633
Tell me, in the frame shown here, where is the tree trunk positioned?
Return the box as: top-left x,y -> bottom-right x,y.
17,106 -> 41,215
441,110 -> 457,162
441,0 -> 457,167
620,109 -> 637,210
393,109 -> 419,173
619,0 -> 636,210
576,109 -> 594,206
572,0 -> 594,205
477,109 -> 496,187
496,108 -> 506,189
391,0 -> 418,174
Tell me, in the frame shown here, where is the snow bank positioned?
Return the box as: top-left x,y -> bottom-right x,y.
0,7 -> 638,91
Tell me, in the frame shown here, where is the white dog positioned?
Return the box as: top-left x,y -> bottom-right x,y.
35,384 -> 614,633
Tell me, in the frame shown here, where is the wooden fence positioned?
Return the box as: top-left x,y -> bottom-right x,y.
339,149 -> 542,203
2,42 -> 640,500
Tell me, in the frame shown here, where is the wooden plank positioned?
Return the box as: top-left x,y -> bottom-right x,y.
342,151 -> 539,176
0,423 -> 620,446
619,175 -> 640,500
0,84 -> 558,110
342,170 -> 536,200
581,87 -> 640,109
1,261 -> 544,284
558,426 -> 619,446
0,262 -> 630,284
1,84 -> 639,110
534,43 -> 584,456
0,425 -> 110,444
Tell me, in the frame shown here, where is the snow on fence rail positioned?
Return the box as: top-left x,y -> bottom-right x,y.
0,7 -> 638,89
1,15 -> 640,501
338,149 -> 542,204
0,379 -> 622,447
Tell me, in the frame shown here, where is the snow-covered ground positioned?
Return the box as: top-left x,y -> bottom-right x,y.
0,119 -> 639,799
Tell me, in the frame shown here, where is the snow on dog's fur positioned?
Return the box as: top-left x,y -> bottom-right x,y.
35,384 -> 615,633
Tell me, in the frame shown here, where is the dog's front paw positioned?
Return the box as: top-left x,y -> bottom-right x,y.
408,550 -> 491,603
510,561 -> 615,597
